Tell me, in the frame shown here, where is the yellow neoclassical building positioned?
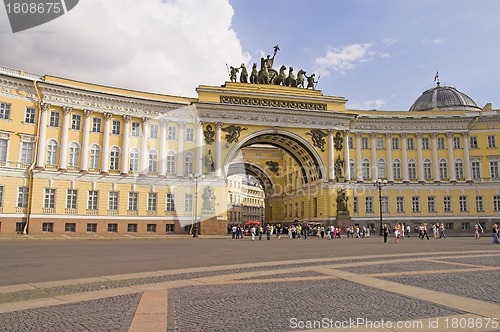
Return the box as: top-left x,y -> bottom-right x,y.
0,64 -> 499,235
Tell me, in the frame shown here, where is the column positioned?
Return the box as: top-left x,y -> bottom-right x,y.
447,132 -> 456,182
35,102 -> 50,168
215,122 -> 222,178
58,106 -> 72,171
101,112 -> 112,174
159,119 -> 168,177
416,133 -> 424,182
196,121 -> 203,175
431,133 -> 440,182
121,115 -> 131,175
462,132 -> 472,182
344,130 -> 351,181
371,133 -> 378,180
328,129 -> 335,181
80,109 -> 93,173
401,133 -> 409,182
355,132 -> 362,182
386,133 -> 394,182
140,117 -> 150,176
176,121 -> 185,177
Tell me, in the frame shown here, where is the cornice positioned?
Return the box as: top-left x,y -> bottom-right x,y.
0,76 -> 38,102
350,116 -> 473,132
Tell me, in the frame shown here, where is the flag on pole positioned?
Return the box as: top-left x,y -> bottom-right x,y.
434,71 -> 439,82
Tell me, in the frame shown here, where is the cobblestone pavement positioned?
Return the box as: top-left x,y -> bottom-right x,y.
0,237 -> 499,331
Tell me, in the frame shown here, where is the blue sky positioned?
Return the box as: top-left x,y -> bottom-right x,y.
1,0 -> 499,111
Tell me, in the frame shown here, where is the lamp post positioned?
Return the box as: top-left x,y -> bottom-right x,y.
373,178 -> 388,236
189,173 -> 205,237
261,202 -> 265,227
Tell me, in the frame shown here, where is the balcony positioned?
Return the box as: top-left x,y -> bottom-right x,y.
65,208 -> 77,215
86,209 -> 99,215
42,208 -> 56,214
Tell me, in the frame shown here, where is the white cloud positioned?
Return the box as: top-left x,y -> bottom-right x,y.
432,39 -> 443,44
383,38 -> 398,46
347,99 -> 386,110
0,0 -> 250,97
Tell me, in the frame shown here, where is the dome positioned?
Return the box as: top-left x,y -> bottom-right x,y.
409,84 -> 481,112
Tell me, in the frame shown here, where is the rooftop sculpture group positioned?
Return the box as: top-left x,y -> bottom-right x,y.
228,46 -> 319,89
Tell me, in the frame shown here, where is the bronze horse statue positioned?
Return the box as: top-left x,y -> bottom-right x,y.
273,65 -> 287,85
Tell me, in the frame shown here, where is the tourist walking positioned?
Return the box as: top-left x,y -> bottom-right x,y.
251,226 -> 256,241
383,224 -> 389,243
474,223 -> 483,239
492,224 -> 500,244
439,223 -> 447,239
421,223 -> 430,240
406,224 -> 411,238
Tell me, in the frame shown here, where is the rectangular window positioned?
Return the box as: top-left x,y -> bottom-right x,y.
108,191 -> 119,210
407,137 -> 415,150
66,189 -> 77,209
393,162 -> 401,179
87,191 -> 98,210
17,187 -> 29,208
476,196 -> 484,212
348,137 -> 353,149
184,194 -> 193,212
0,102 -> 11,119
24,107 -> 36,124
313,197 -> 318,217
108,223 -> 118,232
65,223 -> 76,232
461,222 -> 470,230
353,197 -> 358,213
92,117 -> 101,132
168,126 -> 176,140
381,196 -> 389,213
186,128 -> 194,141
453,137 -> 461,149
71,114 -> 81,130
301,201 -> 305,217
494,195 -> 500,212
455,161 -> 464,179
422,137 -> 430,150
438,137 -> 445,150
427,196 -> 436,212
490,161 -> 499,178
396,196 -> 404,213
376,137 -> 384,150
112,120 -> 121,134
365,197 -> 373,213
148,192 -> 157,211
459,196 -> 468,212
127,224 -> 138,232
470,136 -> 478,149
147,224 -> 157,233
472,161 -> 481,179
150,124 -> 159,139
166,224 -> 175,233
42,222 -> 53,232
411,196 -> 420,212
86,223 -> 97,232
445,223 -> 454,230
443,196 -> 452,212
49,111 -> 60,127
392,137 -> 399,150
0,138 -> 8,162
166,193 -> 175,211
488,135 -> 496,148
128,192 -> 138,211
361,137 -> 368,149
0,185 -> 3,207
440,161 -> 448,179
131,122 -> 140,136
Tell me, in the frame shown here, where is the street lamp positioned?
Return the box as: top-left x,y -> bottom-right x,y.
373,178 -> 388,236
261,202 -> 265,227
188,173 -> 205,237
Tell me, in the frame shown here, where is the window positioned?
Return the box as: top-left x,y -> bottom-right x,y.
16,222 -> 26,233
17,187 -> 28,208
437,137 -> 445,149
362,159 -> 370,179
128,192 -> 138,211
376,137 -> 384,150
108,192 -> 119,210
65,223 -> 76,232
24,107 -> 36,124
461,223 -> 470,230
49,111 -> 60,127
66,189 -> 77,209
147,224 -> 157,233
112,120 -> 121,134
186,128 -> 194,141
184,194 -> 193,212
472,161 -> 481,179
0,185 -> 3,207
166,152 -> 176,174
110,147 -> 120,170
470,136 -> 478,149
427,196 -> 435,212
408,160 -> 416,180
129,148 -> 139,172
445,223 -> 454,230
392,137 -> 399,150
490,161 -> 499,178
88,191 -> 98,210
148,192 -> 157,211
365,197 -> 373,213
422,137 -> 430,150
494,195 -> 500,212
361,137 -> 368,149
166,193 -> 175,211
313,198 -> 318,217
127,224 -> 138,232
349,160 -> 354,179
0,138 -> 8,162
393,159 -> 401,179
166,224 -> 175,233
443,196 -> 452,212
150,124 -> 159,138
353,197 -> 358,213
20,142 -> 34,164
68,142 -> 79,167
0,102 -> 11,119
131,122 -> 140,136
439,159 -> 448,179
71,114 -> 81,130
184,152 -> 194,175
381,196 -> 389,213
87,223 -> 97,232
459,196 -> 468,212
411,196 -> 420,212
377,159 -> 386,178
455,159 -> 464,179
453,137 -> 461,149
46,139 -> 58,165
301,201 -> 305,217
488,135 -> 496,148
43,188 -> 56,209
396,196 -> 404,213
42,222 -> 53,232
348,137 -> 353,149
407,137 -> 414,150
108,223 -> 118,232
92,118 -> 101,132
424,159 -> 432,179
89,144 -> 100,169
168,126 -> 176,140
148,151 -> 158,173
476,196 -> 484,212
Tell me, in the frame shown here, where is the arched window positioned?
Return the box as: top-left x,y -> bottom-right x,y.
362,159 -> 370,179
68,142 -> 80,167
129,148 -> 139,172
423,159 -> 432,179
377,159 -> 386,179
455,159 -> 464,179
184,152 -> 194,175
439,159 -> 448,179
148,150 -> 158,173
408,159 -> 417,180
110,147 -> 120,170
46,139 -> 58,165
166,151 -> 176,174
89,144 -> 100,169
393,159 -> 401,179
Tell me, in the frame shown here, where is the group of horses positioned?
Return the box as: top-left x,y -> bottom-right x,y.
232,62 -> 310,88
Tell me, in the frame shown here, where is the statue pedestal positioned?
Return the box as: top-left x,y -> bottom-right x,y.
336,213 -> 351,232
